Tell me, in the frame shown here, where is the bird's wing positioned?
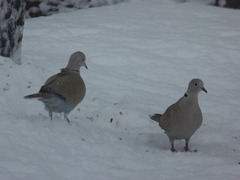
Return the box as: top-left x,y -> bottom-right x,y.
159,99 -> 182,132
40,69 -> 71,100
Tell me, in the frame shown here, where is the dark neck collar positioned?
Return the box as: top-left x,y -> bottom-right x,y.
70,69 -> 79,72
62,68 -> 79,72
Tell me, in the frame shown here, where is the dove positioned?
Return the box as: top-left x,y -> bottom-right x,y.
24,51 -> 87,123
150,78 -> 207,152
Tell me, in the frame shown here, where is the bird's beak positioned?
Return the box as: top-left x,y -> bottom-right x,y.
202,87 -> 207,93
84,62 -> 88,69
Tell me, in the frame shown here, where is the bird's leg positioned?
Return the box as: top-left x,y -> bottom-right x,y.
184,143 -> 191,152
170,140 -> 177,152
64,113 -> 70,124
49,111 -> 53,120
183,139 -> 192,152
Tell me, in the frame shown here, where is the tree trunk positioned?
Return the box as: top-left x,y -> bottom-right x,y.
0,0 -> 25,65
225,0 -> 240,9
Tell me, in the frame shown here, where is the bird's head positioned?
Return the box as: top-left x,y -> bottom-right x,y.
186,78 -> 207,95
66,51 -> 88,71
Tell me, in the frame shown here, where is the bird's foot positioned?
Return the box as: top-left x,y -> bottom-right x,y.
183,146 -> 192,152
182,147 -> 198,152
65,117 -> 70,124
171,148 -> 177,152
64,113 -> 70,124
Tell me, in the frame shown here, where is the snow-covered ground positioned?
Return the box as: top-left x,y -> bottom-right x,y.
1,0 -> 240,179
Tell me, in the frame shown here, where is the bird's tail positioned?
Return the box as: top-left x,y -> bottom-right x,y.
24,93 -> 43,99
149,113 -> 162,123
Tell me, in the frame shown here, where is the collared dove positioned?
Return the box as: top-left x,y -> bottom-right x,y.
150,78 -> 207,152
24,51 -> 87,123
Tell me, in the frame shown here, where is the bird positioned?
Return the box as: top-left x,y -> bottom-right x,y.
24,51 -> 87,123
150,78 -> 207,152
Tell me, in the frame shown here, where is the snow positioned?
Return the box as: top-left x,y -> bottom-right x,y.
1,0 -> 240,179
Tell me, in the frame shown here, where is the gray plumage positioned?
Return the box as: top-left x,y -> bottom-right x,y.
24,51 -> 87,123
150,78 -> 207,152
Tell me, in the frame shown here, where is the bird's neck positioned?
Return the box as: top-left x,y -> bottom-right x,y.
71,69 -> 79,72
184,92 -> 199,102
65,68 -> 79,72
61,68 -> 80,73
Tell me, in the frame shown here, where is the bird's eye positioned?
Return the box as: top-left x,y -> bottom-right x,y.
82,58 -> 85,61
195,83 -> 198,86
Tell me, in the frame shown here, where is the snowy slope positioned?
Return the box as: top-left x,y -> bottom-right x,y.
1,0 -> 240,179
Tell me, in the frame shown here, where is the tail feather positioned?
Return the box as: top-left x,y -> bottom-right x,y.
24,93 -> 52,99
24,93 -> 42,99
149,113 -> 162,123
24,92 -> 57,99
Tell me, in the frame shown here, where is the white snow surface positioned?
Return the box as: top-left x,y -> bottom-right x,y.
1,0 -> 240,179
